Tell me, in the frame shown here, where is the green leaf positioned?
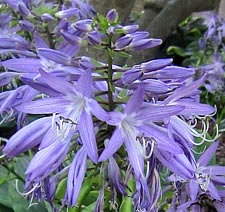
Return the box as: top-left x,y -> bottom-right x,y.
167,46 -> 186,57
14,156 -> 30,181
116,51 -> 132,58
8,181 -> 29,212
0,165 -> 9,186
0,183 -> 12,209
80,201 -> 96,212
107,48 -> 115,59
97,14 -> 109,32
119,177 -> 135,212
8,180 -> 48,212
68,178 -> 96,212
0,203 -> 12,212
55,178 -> 67,200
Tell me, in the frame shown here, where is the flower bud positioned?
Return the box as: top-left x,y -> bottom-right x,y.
114,35 -> 132,50
55,8 -> 79,19
127,38 -> 162,51
61,30 -> 83,46
122,25 -> 139,34
19,20 -> 34,31
88,30 -> 103,45
41,13 -> 54,22
18,3 -> 32,18
106,9 -> 118,23
73,19 -> 93,32
141,58 -> 173,72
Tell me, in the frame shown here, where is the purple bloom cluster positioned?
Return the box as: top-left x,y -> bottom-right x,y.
0,1 -> 224,211
199,12 -> 225,93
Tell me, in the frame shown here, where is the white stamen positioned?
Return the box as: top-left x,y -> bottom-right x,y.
192,145 -> 207,155
15,180 -> 40,196
0,108 -> 14,124
27,192 -> 38,209
195,167 -> 211,192
145,161 -> 150,179
0,154 -> 6,159
110,200 -> 118,211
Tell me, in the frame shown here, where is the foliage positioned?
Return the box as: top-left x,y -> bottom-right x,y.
0,1 -> 224,212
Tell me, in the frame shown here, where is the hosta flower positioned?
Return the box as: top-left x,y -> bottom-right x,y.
2,116 -> 52,158
99,84 -> 186,179
25,132 -> 72,188
64,146 -> 87,206
108,156 -> 126,195
16,69 -> 108,163
0,85 -> 38,125
0,2 -> 224,211
200,54 -> 225,93
106,9 -> 118,23
169,141 -> 225,211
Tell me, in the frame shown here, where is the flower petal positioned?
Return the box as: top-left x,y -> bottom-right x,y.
87,98 -> 109,121
188,180 -> 199,201
25,134 -> 71,186
66,147 -> 87,206
39,68 -> 74,94
138,123 -> 183,154
16,97 -> 69,114
176,100 -> 215,116
138,104 -> 184,122
198,141 -> 219,166
2,58 -> 41,73
76,69 -> 92,97
3,117 -> 51,158
78,111 -> 98,163
125,84 -> 144,114
125,137 -> 145,180
164,76 -> 205,104
99,128 -> 123,161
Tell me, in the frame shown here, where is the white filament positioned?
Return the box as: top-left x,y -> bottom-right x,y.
15,180 -> 40,196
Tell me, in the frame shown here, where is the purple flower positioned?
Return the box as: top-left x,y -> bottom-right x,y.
16,69 -> 108,163
94,185 -> 105,212
99,84 -> 185,179
73,19 -> 93,32
122,58 -> 173,84
19,20 -> 34,31
0,72 -> 20,86
41,13 -> 54,22
133,177 -> 151,210
87,30 -> 103,45
3,116 -> 52,158
108,156 -> 126,195
200,54 -> 225,93
64,146 -> 87,206
25,132 -> 72,188
0,85 -> 38,123
18,3 -> 32,17
71,0 -> 96,19
61,30 -> 83,46
169,141 -> 225,211
106,9 -> 118,23
126,38 -> 162,51
122,25 -> 139,34
55,8 -> 79,19
114,35 -> 132,50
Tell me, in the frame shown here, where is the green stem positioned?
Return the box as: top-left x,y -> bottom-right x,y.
107,34 -> 114,112
106,35 -> 115,135
2,162 -> 25,183
45,24 -> 55,49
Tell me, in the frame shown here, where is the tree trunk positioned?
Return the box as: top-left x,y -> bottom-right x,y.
116,0 -> 220,66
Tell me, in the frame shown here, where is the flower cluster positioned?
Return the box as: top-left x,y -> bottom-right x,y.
199,12 -> 225,93
0,1 -> 224,211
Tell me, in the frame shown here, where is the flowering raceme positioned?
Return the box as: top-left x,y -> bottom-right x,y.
0,1 -> 224,211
